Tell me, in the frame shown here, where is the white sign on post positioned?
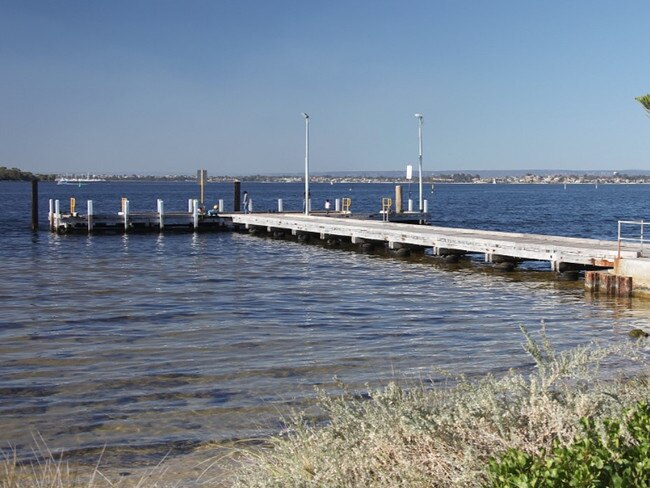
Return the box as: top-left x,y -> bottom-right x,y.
406,164 -> 413,180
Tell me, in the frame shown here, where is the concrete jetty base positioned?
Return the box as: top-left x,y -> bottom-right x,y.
614,258 -> 650,297
585,271 -> 633,297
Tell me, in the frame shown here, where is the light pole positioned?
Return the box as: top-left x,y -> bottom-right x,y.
414,113 -> 424,213
302,112 -> 310,215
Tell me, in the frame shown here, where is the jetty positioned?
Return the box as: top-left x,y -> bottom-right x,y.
223,212 -> 649,297
44,191 -> 650,297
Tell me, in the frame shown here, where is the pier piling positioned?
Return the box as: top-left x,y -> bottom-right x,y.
31,179 -> 38,231
234,181 -> 241,212
395,185 -> 403,213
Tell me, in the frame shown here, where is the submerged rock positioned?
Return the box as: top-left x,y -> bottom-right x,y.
628,328 -> 649,339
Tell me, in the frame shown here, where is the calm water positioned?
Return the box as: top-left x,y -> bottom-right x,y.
1,181 -> 649,463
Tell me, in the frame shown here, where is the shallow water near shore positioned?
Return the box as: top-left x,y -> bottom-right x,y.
1,181 -> 649,466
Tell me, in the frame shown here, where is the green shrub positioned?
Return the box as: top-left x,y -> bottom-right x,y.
488,402 -> 650,487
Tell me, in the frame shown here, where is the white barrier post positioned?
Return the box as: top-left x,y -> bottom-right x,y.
49,199 -> 54,230
157,199 -> 164,231
54,199 -> 60,229
123,199 -> 129,232
193,199 -> 199,229
278,199 -> 283,212
335,198 -> 341,212
87,200 -> 94,232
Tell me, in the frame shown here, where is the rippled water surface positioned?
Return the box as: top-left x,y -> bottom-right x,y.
1,181 -> 649,463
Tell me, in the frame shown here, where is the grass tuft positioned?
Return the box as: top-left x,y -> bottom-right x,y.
227,325 -> 649,487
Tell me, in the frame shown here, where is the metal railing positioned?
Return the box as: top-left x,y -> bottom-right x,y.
381,197 -> 392,222
617,220 -> 648,258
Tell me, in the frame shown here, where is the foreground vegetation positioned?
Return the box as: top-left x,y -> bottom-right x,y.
228,326 -> 649,487
2,327 -> 648,487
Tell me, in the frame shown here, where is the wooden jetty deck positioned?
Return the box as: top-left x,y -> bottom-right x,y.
224,213 -> 641,271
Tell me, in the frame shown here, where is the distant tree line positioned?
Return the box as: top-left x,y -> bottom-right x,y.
0,166 -> 56,181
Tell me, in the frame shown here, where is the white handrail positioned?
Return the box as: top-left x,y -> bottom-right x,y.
617,220 -> 647,258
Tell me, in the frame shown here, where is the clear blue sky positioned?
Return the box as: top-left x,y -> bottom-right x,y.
1,0 -> 649,175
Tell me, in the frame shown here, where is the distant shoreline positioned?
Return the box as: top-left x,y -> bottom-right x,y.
3,168 -> 650,185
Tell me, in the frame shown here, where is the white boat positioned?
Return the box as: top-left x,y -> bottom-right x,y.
56,174 -> 105,185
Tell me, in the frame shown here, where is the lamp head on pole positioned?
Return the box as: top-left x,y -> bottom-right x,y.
414,113 -> 423,123
301,112 -> 309,119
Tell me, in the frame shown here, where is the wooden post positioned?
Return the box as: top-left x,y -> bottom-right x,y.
233,181 -> 241,212
395,185 -> 403,213
585,271 -> 600,293
618,276 -> 633,297
31,179 -> 39,230
197,169 -> 207,207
